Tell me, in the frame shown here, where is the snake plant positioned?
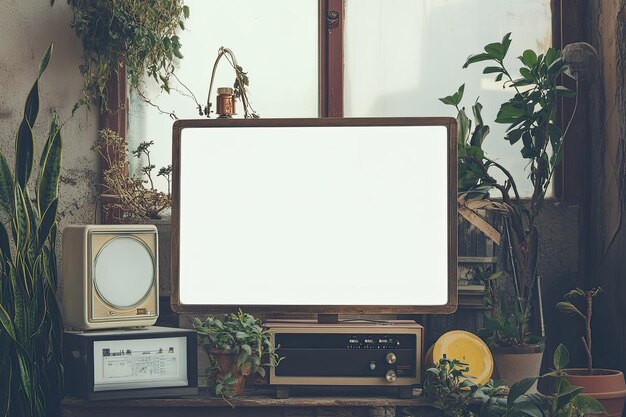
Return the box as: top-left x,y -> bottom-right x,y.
0,44 -> 64,417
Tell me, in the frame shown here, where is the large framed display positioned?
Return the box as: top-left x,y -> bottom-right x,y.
171,118 -> 457,315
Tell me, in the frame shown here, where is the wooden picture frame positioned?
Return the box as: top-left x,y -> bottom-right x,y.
170,117 -> 457,315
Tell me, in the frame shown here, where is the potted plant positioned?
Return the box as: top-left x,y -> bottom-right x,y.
476,344 -> 606,417
557,288 -> 626,416
65,0 -> 190,111
0,44 -> 64,417
440,33 -> 579,387
424,357 -> 485,417
192,311 -> 281,399
92,129 -> 172,223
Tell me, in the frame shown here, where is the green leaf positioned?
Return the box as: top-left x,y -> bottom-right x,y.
501,33 -> 512,57
556,301 -> 585,320
496,103 -> 525,124
556,384 -> 583,410
520,50 -> 538,67
13,186 -> 31,255
37,43 -> 53,79
564,288 -> 585,299
38,113 -> 62,214
508,377 -> 539,407
484,42 -> 504,60
571,394 -> 606,414
457,108 -> 471,144
0,153 -> 13,217
182,5 -> 190,18
463,53 -> 493,68
15,119 -> 34,188
519,67 -> 533,80
16,351 -> 34,409
483,66 -> 503,74
439,84 -> 465,107
0,304 -> 16,341
23,80 -> 39,128
37,198 -> 58,251
0,222 -> 10,262
470,125 -> 490,148
553,344 -> 570,370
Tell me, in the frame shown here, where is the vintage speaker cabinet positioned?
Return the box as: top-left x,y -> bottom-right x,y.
64,326 -> 198,400
62,224 -> 159,330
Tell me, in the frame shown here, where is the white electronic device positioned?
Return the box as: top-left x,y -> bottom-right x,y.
63,326 -> 197,400
62,224 -> 159,330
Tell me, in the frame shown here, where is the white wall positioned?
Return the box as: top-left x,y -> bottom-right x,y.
0,0 -> 99,296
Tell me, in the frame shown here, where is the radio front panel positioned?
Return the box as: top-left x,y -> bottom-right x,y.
268,321 -> 423,386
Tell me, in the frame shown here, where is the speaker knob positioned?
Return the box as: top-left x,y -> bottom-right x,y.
386,352 -> 397,364
385,369 -> 397,383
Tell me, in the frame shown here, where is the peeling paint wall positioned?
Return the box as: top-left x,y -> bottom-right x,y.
587,0 -> 626,372
0,1 -> 99,297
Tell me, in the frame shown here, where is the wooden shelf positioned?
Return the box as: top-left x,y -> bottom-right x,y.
61,389 -> 438,417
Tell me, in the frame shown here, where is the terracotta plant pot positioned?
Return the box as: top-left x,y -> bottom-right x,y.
492,345 -> 544,392
566,369 -> 626,417
204,346 -> 246,396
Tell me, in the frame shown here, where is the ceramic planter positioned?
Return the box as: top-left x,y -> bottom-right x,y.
492,345 -> 544,392
566,369 -> 626,417
203,346 -> 246,396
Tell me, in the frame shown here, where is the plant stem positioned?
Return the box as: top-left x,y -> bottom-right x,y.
585,290 -> 593,372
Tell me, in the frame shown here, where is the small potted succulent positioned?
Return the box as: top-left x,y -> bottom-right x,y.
192,311 -> 281,399
557,288 -> 626,417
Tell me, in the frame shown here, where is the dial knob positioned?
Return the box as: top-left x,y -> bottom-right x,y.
386,352 -> 397,364
369,361 -> 376,371
385,369 -> 397,383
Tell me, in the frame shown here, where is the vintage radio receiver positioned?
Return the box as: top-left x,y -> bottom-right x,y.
62,224 -> 159,330
268,320 -> 423,398
64,326 -> 197,400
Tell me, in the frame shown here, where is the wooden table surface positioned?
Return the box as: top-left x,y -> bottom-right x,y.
61,389 -> 439,417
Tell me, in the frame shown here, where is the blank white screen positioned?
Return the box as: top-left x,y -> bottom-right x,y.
179,125 -> 449,306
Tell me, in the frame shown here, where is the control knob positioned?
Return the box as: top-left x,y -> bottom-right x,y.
385,369 -> 397,383
386,352 -> 397,364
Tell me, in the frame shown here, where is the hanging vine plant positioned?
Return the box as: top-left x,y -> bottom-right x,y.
66,0 -> 190,112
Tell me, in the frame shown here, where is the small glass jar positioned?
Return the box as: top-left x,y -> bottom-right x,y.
216,87 -> 236,118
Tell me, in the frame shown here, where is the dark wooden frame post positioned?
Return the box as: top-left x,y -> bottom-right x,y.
319,0 -> 344,117
99,59 -> 128,223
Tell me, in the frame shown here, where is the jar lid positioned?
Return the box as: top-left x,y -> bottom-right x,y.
217,87 -> 234,95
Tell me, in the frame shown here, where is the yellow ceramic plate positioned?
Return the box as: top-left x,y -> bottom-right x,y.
425,330 -> 493,385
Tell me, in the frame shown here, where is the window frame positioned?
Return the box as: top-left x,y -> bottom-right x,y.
99,0 -> 586,222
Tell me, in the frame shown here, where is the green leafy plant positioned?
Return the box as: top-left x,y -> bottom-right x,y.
66,0 -> 190,111
476,344 -> 605,417
441,33 -> 577,348
0,44 -> 64,417
424,357 -> 483,417
92,129 -> 171,222
192,311 -> 281,399
557,287 -> 603,372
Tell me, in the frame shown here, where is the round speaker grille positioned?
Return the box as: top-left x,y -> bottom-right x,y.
94,236 -> 155,309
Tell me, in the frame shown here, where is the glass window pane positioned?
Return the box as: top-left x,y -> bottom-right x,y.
344,0 -> 552,197
129,0 -> 319,190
